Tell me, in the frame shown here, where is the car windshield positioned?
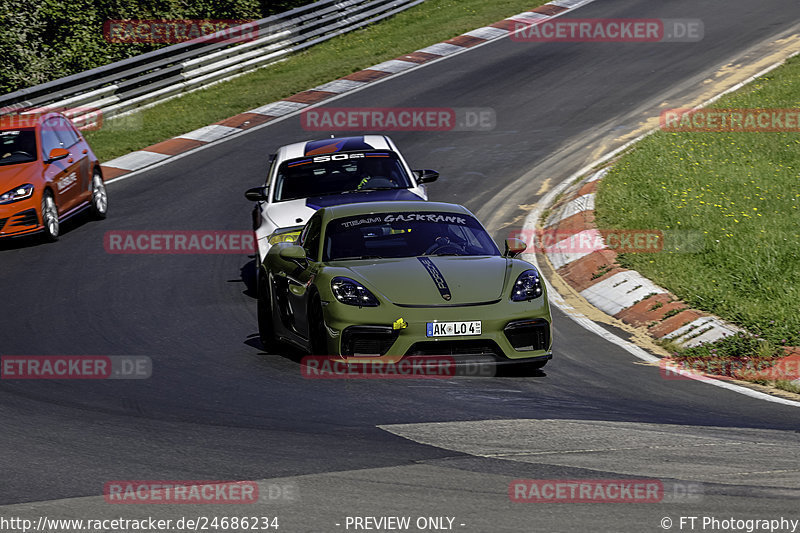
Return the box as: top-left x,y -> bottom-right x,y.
273,151 -> 412,202
0,129 -> 37,166
323,211 -> 501,261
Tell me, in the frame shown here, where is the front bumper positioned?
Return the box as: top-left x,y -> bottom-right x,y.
321,297 -> 553,362
0,197 -> 41,237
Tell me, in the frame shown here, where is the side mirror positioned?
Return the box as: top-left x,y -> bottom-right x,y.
413,169 -> 439,184
504,238 -> 527,258
46,148 -> 69,163
279,244 -> 307,264
245,186 -> 268,202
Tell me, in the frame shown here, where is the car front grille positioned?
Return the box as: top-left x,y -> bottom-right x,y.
504,319 -> 550,351
341,326 -> 398,356
405,339 -> 504,358
9,208 -> 38,227
0,218 -> 7,232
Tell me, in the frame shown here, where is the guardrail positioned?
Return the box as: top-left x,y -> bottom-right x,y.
0,0 -> 425,126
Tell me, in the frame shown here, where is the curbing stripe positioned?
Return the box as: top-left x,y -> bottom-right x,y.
104,150 -> 170,172
545,193 -> 595,227
546,228 -> 603,270
249,100 -> 308,116
146,138 -> 206,156
579,271 -> 668,317
369,59 -> 419,73
464,26 -> 509,40
312,79 -> 368,93
418,42 -> 469,56
445,35 -> 488,48
178,124 -> 240,142
283,90 -> 338,104
663,317 -> 744,347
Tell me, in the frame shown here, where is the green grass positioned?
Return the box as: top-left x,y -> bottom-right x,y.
775,380 -> 800,395
596,55 -> 800,356
86,0 -> 547,161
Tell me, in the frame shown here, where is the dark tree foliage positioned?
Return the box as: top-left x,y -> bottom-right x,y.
0,0 -> 312,94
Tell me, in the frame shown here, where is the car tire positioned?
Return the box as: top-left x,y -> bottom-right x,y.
89,170 -> 108,219
308,294 -> 328,355
41,191 -> 59,242
257,271 -> 280,353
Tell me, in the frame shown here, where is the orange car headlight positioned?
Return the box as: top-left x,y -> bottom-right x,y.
0,183 -> 34,205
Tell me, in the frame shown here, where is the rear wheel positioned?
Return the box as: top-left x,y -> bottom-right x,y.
308,294 -> 328,355
257,271 -> 280,352
89,170 -> 108,219
41,191 -> 59,242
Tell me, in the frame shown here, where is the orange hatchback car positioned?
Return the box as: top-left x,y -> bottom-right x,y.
0,112 -> 107,241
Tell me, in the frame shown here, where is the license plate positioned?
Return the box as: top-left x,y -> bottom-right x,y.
426,321 -> 481,337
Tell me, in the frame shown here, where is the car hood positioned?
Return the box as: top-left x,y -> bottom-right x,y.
0,161 -> 39,188
343,256 -> 510,306
265,199 -> 316,228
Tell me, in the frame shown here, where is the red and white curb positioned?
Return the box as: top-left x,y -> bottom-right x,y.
541,167 -> 746,349
100,0 -> 598,182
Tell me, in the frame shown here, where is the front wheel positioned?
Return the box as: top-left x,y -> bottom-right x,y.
41,191 -> 59,242
89,170 -> 108,219
258,272 -> 280,352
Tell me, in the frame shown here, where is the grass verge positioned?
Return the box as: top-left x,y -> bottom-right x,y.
596,55 -> 800,370
86,0 -> 547,162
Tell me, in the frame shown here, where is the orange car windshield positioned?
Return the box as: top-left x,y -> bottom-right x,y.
0,129 -> 37,166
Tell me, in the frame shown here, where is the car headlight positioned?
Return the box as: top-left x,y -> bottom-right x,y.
268,229 -> 301,245
0,183 -> 34,204
511,269 -> 543,301
331,277 -> 379,307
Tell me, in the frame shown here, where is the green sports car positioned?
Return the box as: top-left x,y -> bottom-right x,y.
257,201 -> 552,369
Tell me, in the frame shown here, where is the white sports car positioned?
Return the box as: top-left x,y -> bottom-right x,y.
245,135 -> 437,264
